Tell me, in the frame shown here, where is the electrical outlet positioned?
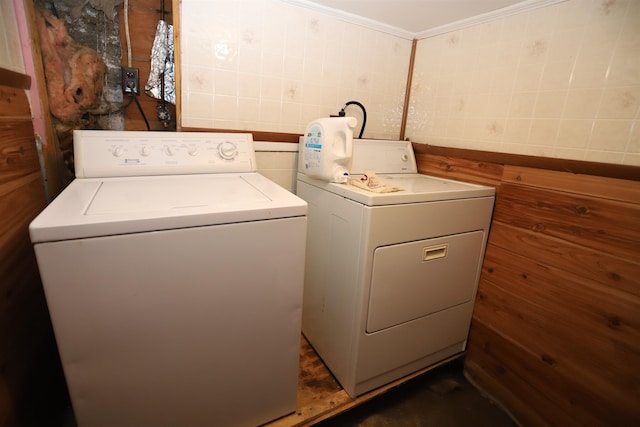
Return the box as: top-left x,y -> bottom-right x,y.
122,66 -> 139,95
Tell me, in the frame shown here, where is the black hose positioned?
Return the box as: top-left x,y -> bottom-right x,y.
340,101 -> 367,138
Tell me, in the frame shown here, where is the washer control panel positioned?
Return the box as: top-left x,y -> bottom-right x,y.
73,130 -> 256,178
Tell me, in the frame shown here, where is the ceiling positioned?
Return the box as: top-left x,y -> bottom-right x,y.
301,0 -> 550,38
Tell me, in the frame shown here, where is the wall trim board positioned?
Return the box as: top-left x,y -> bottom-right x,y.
0,68 -> 30,90
177,128 -> 640,181
413,144 -> 640,182
180,127 -> 301,143
173,0 -> 181,131
399,39 -> 417,142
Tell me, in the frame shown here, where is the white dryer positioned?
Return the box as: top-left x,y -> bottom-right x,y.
30,130 -> 307,427
296,139 -> 495,397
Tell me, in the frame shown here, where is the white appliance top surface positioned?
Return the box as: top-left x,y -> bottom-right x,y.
31,173 -> 307,242
31,130 -> 307,242
87,174 -> 270,215
298,172 -> 494,205
297,139 -> 494,205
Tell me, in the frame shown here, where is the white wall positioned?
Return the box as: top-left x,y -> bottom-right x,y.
254,142 -> 299,192
407,0 -> 640,166
180,0 -> 412,139
0,0 -> 25,73
181,0 -> 640,167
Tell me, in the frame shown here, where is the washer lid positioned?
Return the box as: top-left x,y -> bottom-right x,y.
30,173 -> 307,243
297,172 -> 495,206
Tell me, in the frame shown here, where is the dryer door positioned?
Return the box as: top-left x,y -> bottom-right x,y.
366,230 -> 484,333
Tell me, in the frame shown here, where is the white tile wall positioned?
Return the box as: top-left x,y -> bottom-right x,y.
406,0 -> 640,166
254,142 -> 299,192
181,0 -> 640,166
0,0 -> 25,73
180,0 -> 412,140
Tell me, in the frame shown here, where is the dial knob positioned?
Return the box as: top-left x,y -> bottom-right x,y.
140,146 -> 151,156
113,146 -> 124,157
217,141 -> 237,160
165,146 -> 175,156
401,154 -> 409,162
187,145 -> 198,156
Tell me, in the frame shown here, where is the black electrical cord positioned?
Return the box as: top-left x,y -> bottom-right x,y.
131,91 -> 151,131
339,100 -> 367,138
157,0 -> 170,127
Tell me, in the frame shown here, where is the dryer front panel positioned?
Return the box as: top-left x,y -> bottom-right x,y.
366,230 -> 484,333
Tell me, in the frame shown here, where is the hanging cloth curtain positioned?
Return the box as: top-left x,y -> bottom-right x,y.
145,19 -> 175,104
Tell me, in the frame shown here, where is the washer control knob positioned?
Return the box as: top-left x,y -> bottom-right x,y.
165,146 -> 175,156
401,154 -> 409,162
113,146 -> 124,157
140,146 -> 151,156
187,145 -> 198,156
218,141 -> 237,160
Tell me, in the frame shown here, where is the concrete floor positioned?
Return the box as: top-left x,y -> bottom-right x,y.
315,360 -> 516,427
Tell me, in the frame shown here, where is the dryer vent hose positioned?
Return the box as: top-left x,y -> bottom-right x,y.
339,101 -> 367,138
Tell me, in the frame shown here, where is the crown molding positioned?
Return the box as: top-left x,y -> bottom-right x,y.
282,0 -> 567,40
280,0 -> 415,39
415,0 -> 567,39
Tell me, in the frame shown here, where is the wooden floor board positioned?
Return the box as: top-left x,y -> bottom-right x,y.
265,335 -> 462,427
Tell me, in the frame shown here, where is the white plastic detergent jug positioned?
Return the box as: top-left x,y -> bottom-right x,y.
301,117 -> 357,183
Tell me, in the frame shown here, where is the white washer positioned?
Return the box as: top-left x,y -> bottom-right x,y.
30,130 -> 307,427
296,139 -> 495,397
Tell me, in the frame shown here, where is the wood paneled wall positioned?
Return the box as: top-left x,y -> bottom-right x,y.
0,80 -> 67,426
414,144 -> 640,426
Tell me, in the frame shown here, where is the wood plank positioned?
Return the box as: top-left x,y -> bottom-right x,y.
172,0 -> 181,130
488,222 -> 640,298
0,69 -> 30,90
414,152 -> 503,188
399,39 -> 417,141
267,336 -> 463,426
23,1 -> 67,199
0,85 -> 31,117
0,171 -> 45,240
469,315 -> 640,426
412,143 -> 640,182
476,246 -> 640,417
267,336 -> 351,426
465,321 -> 600,427
0,179 -> 46,314
481,243 -> 640,361
0,251 -> 51,427
0,121 -> 41,190
0,74 -> 65,427
503,165 -> 640,203
464,357 -> 548,427
493,182 -> 640,261
416,147 -> 640,427
0,235 -> 48,345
